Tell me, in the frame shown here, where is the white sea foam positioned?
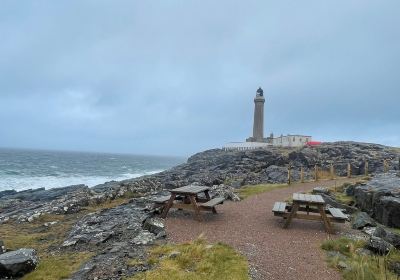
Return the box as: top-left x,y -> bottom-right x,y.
0,170 -> 163,192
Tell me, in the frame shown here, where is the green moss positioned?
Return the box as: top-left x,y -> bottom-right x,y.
236,184 -> 288,199
387,227 -> 400,235
22,252 -> 93,280
129,239 -> 249,280
321,237 -> 400,280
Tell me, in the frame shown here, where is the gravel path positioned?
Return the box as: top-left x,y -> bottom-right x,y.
165,179 -> 357,280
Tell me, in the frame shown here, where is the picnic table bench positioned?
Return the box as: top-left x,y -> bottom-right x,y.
156,185 -> 225,221
272,193 -> 348,234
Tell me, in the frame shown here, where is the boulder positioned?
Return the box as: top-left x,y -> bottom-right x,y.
0,249 -> 38,277
388,261 -> 400,276
374,196 -> 400,228
352,212 -> 377,229
143,217 -> 165,236
0,241 -> 5,254
373,226 -> 400,249
366,236 -> 394,255
132,230 -> 155,245
354,174 -> 400,227
211,184 -> 240,201
320,193 -> 357,214
312,187 -> 330,195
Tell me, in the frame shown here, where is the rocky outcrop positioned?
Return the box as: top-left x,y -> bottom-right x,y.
354,173 -> 400,227
351,212 -> 377,229
0,141 -> 398,279
373,226 -> 400,249
0,249 -> 38,278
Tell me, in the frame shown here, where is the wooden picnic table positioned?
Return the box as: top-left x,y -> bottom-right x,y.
274,193 -> 342,234
160,185 -> 224,221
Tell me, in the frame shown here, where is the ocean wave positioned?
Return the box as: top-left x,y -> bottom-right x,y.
0,170 -> 163,192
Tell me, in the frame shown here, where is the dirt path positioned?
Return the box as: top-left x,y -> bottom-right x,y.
165,179 -> 357,280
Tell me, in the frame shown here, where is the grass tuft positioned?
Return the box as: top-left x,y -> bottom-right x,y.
236,184 -> 288,199
321,237 -> 400,280
129,238 -> 249,280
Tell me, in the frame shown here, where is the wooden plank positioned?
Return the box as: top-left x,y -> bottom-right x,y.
272,202 -> 287,213
152,196 -> 171,204
200,197 -> 225,208
284,202 -> 299,228
160,193 -> 177,218
170,185 -> 210,194
318,205 -> 334,234
328,208 -> 347,220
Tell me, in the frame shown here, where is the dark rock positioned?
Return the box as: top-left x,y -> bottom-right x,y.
388,261 -> 400,276
375,196 -> 400,228
354,174 -> 400,227
211,184 -> 240,201
312,187 -> 330,195
366,236 -> 394,255
352,212 -> 377,229
0,249 -> 38,277
143,217 -> 165,235
320,193 -> 357,214
355,248 -> 373,256
0,241 -> 5,254
373,226 -> 400,249
132,230 -> 155,245
0,185 -> 88,202
337,261 -> 350,270
344,184 -> 356,196
0,190 -> 17,199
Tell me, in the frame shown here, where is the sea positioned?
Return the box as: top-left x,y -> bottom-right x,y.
0,148 -> 185,192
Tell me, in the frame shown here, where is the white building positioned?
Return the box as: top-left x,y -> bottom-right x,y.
222,88 -> 313,151
271,134 -> 312,147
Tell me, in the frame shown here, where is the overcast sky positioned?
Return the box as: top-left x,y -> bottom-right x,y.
1,1 -> 399,156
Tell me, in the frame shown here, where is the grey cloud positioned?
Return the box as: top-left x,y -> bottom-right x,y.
0,0 -> 399,155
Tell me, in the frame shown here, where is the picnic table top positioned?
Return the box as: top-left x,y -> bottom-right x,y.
292,193 -> 325,204
170,185 -> 210,195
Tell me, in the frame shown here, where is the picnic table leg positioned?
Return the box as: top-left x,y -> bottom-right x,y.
161,193 -> 176,218
188,195 -> 202,221
284,202 -> 299,228
318,205 -> 333,234
204,190 -> 217,214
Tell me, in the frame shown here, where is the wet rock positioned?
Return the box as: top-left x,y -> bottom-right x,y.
373,226 -> 400,248
366,236 -> 394,255
0,249 -> 38,277
352,212 -> 377,229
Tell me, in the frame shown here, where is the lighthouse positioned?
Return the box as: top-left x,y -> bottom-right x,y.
246,87 -> 267,143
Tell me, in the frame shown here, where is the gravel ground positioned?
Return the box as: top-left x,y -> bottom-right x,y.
165,179 -> 358,280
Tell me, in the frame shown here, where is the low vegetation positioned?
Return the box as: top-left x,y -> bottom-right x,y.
0,197 -> 136,280
129,239 -> 249,280
236,183 -> 288,199
321,237 -> 400,280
